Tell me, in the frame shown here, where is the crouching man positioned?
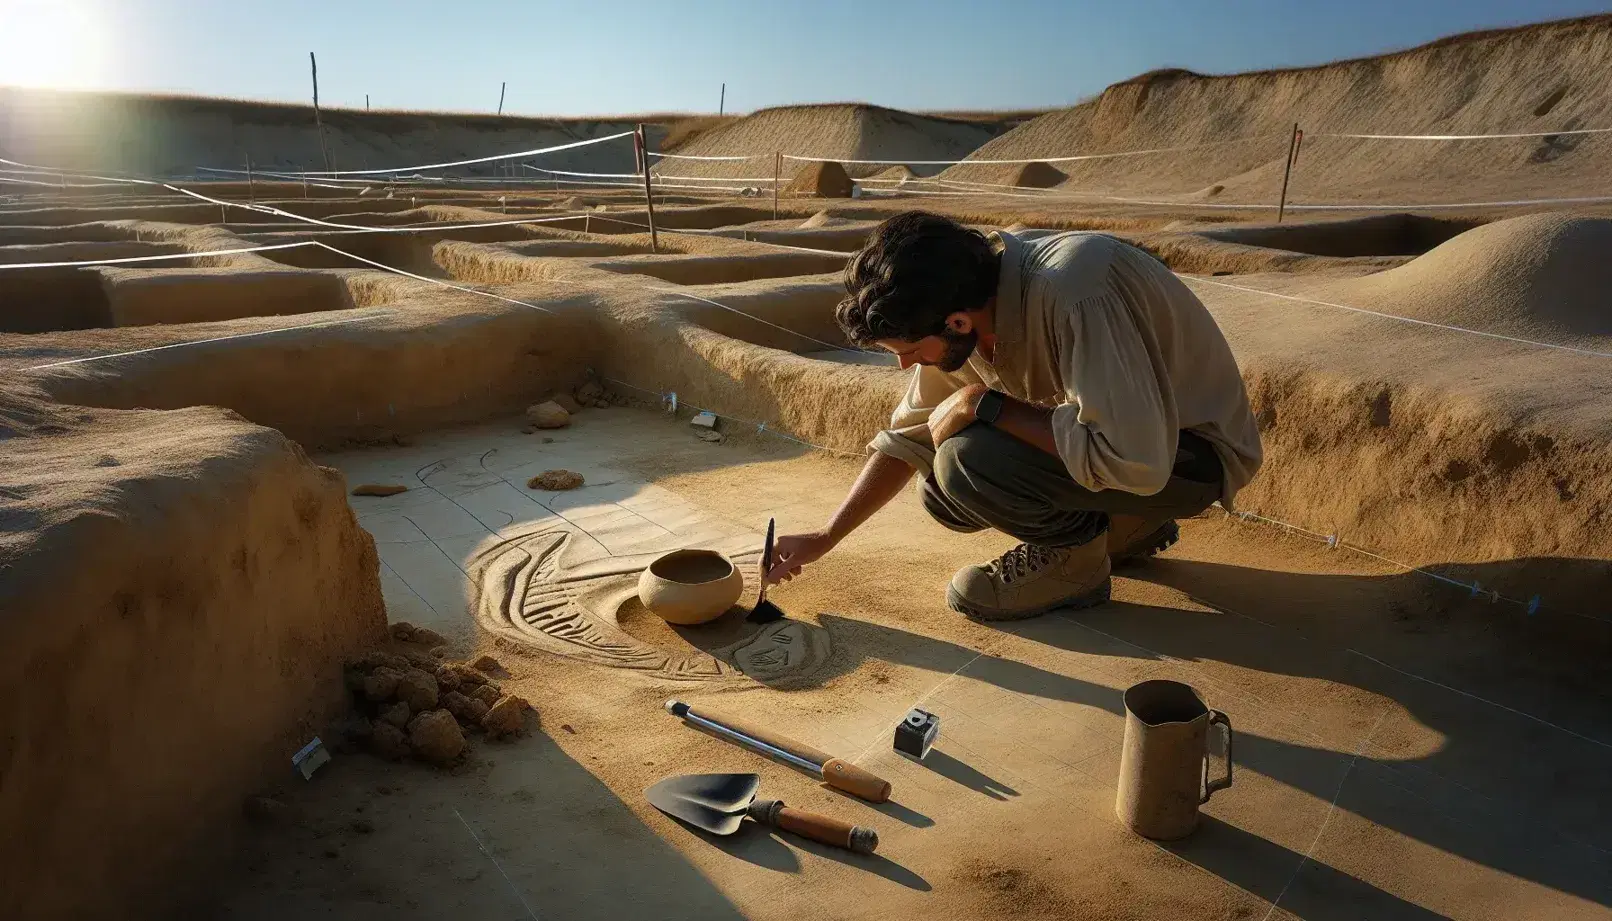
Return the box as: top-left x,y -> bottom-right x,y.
765,211 -> 1263,621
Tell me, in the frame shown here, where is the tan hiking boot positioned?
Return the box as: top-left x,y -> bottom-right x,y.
1107,514 -> 1180,565
946,538 -> 1112,621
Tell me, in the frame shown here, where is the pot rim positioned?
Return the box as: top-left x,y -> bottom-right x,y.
646,548 -> 737,586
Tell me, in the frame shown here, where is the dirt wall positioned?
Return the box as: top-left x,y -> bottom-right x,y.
0,401 -> 386,920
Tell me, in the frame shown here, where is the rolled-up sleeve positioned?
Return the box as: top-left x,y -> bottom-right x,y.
867,364 -> 966,476
1048,282 -> 1177,495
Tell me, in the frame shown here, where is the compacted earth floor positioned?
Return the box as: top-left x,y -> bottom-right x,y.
210,408 -> 1612,921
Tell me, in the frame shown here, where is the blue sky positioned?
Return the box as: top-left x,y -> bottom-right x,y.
3,1 -> 1609,115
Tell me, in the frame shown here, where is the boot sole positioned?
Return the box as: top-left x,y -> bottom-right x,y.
1112,520 -> 1180,567
947,577 -> 1112,623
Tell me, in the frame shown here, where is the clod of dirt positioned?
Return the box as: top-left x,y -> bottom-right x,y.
468,684 -> 502,707
526,401 -> 571,429
443,690 -> 490,724
395,668 -> 439,711
351,484 -> 409,497
390,622 -> 418,641
93,455 -> 120,467
352,650 -> 409,671
553,393 -> 583,414
429,646 -> 451,659
242,795 -> 291,827
362,667 -> 403,703
402,649 -> 439,670
481,696 -> 533,739
369,722 -> 410,760
407,709 -> 466,764
436,662 -> 486,690
520,425 -> 537,434
409,626 -> 449,647
378,700 -> 411,730
576,381 -> 604,403
471,654 -> 502,673
528,469 -> 584,491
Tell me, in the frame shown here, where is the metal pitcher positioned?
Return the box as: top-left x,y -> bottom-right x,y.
1115,679 -> 1233,840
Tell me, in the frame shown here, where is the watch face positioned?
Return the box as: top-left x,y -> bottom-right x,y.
978,390 -> 1004,423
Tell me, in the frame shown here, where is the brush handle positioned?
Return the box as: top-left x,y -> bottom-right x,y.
749,799 -> 878,854
821,758 -> 892,804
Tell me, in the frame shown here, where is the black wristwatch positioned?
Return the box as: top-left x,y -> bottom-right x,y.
975,389 -> 1006,424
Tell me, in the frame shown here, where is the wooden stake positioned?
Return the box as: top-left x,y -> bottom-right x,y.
719,83 -> 725,116
246,153 -> 255,204
365,94 -> 370,111
498,81 -> 506,116
773,151 -> 781,220
310,52 -> 332,173
1276,122 -> 1299,223
635,124 -> 659,253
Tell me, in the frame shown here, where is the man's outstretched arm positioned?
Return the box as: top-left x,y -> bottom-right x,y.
764,448 -> 916,584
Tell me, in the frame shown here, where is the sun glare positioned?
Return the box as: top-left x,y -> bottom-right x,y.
0,0 -> 115,89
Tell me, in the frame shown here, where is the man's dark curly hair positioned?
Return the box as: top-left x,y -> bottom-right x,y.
835,211 -> 1000,347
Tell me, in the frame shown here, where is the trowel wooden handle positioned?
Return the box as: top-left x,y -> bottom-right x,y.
750,800 -> 878,854
821,758 -> 892,803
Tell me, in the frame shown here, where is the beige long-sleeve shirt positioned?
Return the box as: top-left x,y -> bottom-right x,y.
868,230 -> 1263,507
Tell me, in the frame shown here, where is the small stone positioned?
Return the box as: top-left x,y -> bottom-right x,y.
471,654 -> 502,673
525,401 -> 571,430
429,646 -> 450,659
243,796 -> 291,826
362,667 -> 403,703
352,484 -> 408,497
528,469 -> 583,491
592,399 -> 611,409
378,701 -> 411,729
390,622 -> 417,641
576,381 -> 604,403
434,665 -> 462,693
520,425 -> 537,434
351,818 -> 375,835
396,669 -> 439,711
369,722 -> 409,760
552,393 -> 583,414
481,696 -> 532,740
407,709 -> 466,764
468,684 -> 501,707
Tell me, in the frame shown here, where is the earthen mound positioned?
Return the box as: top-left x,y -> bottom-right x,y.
1333,212 -> 1612,346
1008,161 -> 1067,189
785,161 -> 853,199
653,103 -> 1000,180
799,209 -> 858,228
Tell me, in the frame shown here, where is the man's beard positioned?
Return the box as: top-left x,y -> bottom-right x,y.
936,328 -> 978,372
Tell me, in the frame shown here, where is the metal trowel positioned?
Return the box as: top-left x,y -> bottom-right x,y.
646,772 -> 878,854
748,517 -> 786,623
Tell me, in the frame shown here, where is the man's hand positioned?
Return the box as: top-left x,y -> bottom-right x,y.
928,383 -> 990,445
765,531 -> 838,585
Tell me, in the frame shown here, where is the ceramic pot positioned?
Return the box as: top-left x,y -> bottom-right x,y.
637,549 -> 744,625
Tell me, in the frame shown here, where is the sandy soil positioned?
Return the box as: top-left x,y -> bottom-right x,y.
202,410 -> 1611,920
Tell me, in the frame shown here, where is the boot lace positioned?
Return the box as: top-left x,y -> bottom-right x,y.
992,543 -> 1058,584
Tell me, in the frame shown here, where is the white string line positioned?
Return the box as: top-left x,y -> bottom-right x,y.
1260,710 -> 1389,921
309,242 -> 555,314
601,376 -> 862,458
452,808 -> 541,921
782,135 -> 1278,166
19,311 -> 391,372
1184,275 -> 1612,360
1315,126 -> 1612,141
0,240 -> 321,271
201,130 -> 635,177
648,151 -> 769,161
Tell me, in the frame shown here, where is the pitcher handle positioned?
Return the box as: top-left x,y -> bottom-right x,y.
1202,709 -> 1234,803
